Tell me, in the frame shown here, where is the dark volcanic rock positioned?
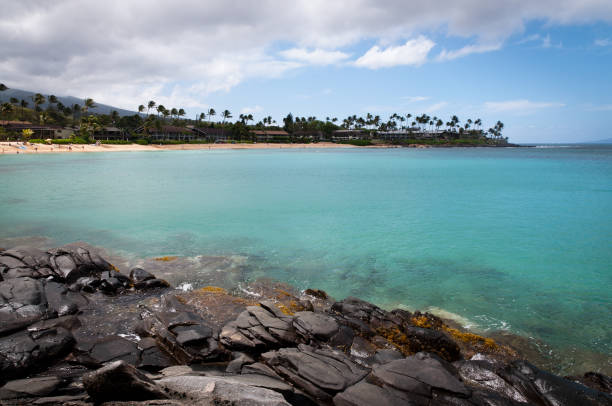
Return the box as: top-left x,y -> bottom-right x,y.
0,376 -> 62,400
262,344 -> 369,402
83,360 -> 168,403
157,375 -> 291,405
130,266 -> 156,283
138,299 -> 226,364
334,380 -> 424,406
371,352 -> 471,398
0,277 -> 50,335
293,311 -> 339,341
0,327 -> 74,380
456,358 -> 612,406
138,337 -> 175,371
220,303 -> 297,350
88,335 -> 140,365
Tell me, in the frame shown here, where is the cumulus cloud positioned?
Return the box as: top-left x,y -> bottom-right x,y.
279,48 -> 350,65
240,105 -> 264,115
485,99 -> 566,112
423,102 -> 448,113
355,36 -> 435,68
1,0 -> 611,109
402,96 -> 430,102
437,43 -> 502,61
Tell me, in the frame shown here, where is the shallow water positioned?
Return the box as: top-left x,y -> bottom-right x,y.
0,145 -> 610,373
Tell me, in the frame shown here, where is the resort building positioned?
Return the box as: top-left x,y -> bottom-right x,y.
92,126 -> 125,140
250,130 -> 290,142
332,129 -> 368,141
0,120 -> 74,139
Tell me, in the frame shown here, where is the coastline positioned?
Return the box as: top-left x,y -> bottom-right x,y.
0,141 -> 359,154
0,141 -> 520,154
0,242 -> 609,404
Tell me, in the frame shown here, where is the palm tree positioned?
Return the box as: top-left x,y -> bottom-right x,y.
147,101 -> 156,117
162,108 -> 170,123
156,105 -> 165,118
178,108 -> 185,120
82,98 -> 96,116
20,99 -> 28,120
110,110 -> 119,125
72,103 -> 81,122
48,95 -> 58,111
207,108 -> 216,123
221,109 -> 232,139
32,93 -> 46,112
138,105 -> 145,116
170,108 -> 178,120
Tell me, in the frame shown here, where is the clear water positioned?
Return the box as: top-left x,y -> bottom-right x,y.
1,146 -> 611,371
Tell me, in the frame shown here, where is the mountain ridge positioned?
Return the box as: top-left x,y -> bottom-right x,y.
0,87 -> 138,117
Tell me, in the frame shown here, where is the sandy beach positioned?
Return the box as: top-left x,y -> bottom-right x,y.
0,141 -> 367,154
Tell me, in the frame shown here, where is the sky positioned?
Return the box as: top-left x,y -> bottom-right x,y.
1,1 -> 611,143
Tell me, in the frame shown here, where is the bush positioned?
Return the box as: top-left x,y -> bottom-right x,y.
99,140 -> 133,144
337,139 -> 373,146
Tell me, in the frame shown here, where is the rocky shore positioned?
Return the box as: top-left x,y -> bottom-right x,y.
1,245 -> 610,405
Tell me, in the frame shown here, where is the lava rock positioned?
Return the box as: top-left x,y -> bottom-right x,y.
157,375 -> 291,406
0,376 -> 62,400
262,344 -> 369,402
0,327 -> 74,380
130,267 -> 156,283
83,360 -> 168,403
334,380 -> 425,406
220,303 -> 297,350
293,311 -> 339,341
371,352 -> 471,399
0,277 -> 50,335
88,335 -> 140,365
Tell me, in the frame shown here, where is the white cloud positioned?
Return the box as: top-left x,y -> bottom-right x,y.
279,48 -> 350,65
355,36 -> 435,69
240,105 -> 264,115
437,43 -> 502,61
0,1 -> 611,110
485,99 -> 566,112
594,38 -> 611,46
423,102 -> 448,113
402,96 -> 430,102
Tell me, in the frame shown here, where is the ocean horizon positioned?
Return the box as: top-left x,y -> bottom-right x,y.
1,144 -> 610,375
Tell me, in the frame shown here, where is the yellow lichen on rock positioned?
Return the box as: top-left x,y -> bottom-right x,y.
199,286 -> 228,294
154,256 -> 178,262
411,315 -> 434,329
443,326 -> 499,351
276,303 -> 295,316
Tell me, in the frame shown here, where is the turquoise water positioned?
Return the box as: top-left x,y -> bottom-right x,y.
1,146 -> 611,371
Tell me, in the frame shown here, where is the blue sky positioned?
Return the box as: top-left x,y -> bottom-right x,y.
1,1 -> 611,143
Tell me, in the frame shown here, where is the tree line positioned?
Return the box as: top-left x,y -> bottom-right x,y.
0,84 -> 506,143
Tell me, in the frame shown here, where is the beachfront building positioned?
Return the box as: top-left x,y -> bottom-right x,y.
0,120 -> 74,139
92,126 -> 125,140
250,129 -> 290,142
332,129 -> 368,141
192,127 -> 228,142
136,125 -> 195,141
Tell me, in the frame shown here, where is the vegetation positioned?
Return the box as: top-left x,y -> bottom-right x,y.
0,83 -> 508,145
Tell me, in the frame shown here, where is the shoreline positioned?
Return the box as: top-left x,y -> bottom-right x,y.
0,243 -> 610,404
0,236 -> 608,378
0,141 -> 520,154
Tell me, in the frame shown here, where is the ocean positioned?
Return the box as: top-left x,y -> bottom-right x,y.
1,145 -> 610,373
